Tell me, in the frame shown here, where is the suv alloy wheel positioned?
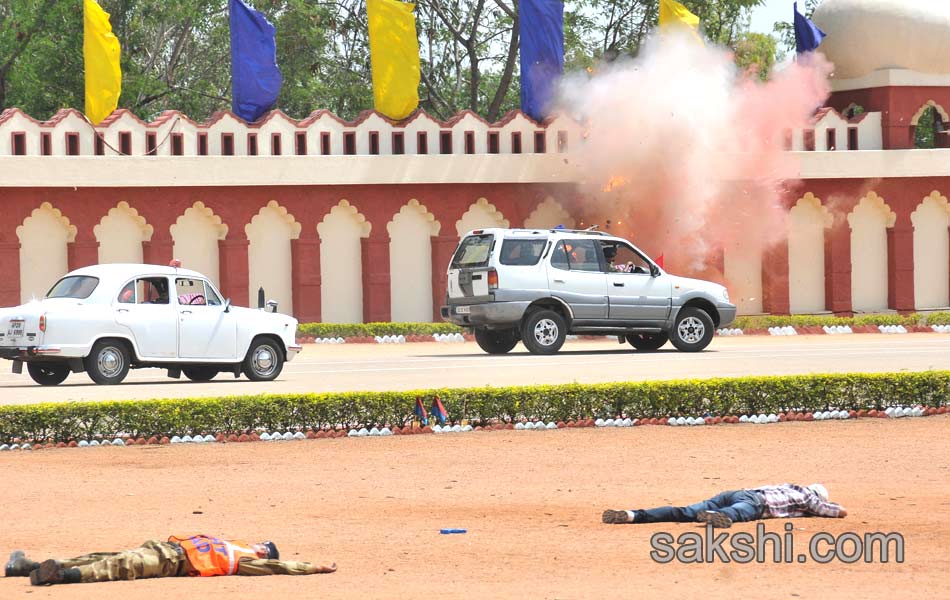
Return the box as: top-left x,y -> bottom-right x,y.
670,307 -> 714,352
521,309 -> 567,355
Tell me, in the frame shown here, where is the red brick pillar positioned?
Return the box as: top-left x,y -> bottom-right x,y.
825,216 -> 852,315
143,238 -> 173,266
218,238 -> 249,306
762,238 -> 790,315
361,236 -> 391,323
291,237 -> 321,323
67,237 -> 99,271
0,241 -> 20,306
887,219 -> 915,311
431,235 -> 459,321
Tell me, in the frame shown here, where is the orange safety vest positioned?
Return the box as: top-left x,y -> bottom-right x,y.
168,534 -> 259,577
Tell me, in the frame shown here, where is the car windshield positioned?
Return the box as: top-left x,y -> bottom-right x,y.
451,234 -> 494,268
46,276 -> 99,299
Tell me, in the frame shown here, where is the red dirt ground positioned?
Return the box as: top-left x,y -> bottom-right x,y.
0,417 -> 947,599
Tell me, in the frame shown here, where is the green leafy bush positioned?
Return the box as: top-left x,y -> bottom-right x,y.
731,313 -> 927,330
1,372 -> 946,444
922,311 -> 950,326
295,313 -> 950,339
297,322 -> 465,338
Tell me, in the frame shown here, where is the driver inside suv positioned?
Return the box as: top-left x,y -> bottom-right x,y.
601,242 -> 649,275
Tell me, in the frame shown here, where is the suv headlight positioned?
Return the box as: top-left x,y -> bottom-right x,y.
721,288 -> 730,302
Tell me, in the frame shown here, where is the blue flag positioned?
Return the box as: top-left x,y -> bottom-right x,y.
430,397 -> 448,425
794,2 -> 826,54
519,0 -> 564,122
413,397 -> 428,426
229,0 -> 282,122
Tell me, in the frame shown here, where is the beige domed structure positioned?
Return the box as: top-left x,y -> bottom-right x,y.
813,0 -> 950,80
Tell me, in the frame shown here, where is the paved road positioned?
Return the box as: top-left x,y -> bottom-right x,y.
0,334 -> 947,405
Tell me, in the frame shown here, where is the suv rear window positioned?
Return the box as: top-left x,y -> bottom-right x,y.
46,276 -> 99,299
500,239 -> 547,266
451,234 -> 494,268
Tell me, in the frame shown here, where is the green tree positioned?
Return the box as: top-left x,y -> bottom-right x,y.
2,0 -> 774,122
733,31 -> 777,81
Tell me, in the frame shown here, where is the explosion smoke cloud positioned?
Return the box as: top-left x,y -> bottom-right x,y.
560,32 -> 833,281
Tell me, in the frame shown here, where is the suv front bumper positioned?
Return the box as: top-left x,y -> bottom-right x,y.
441,301 -> 530,328
717,304 -> 738,328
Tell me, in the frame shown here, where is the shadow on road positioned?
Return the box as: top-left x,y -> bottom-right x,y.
0,378 -> 249,389
416,348 -> 704,358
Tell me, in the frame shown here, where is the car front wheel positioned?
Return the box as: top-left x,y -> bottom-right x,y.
626,332 -> 669,351
243,338 -> 284,381
84,340 -> 131,385
27,363 -> 70,386
670,307 -> 714,352
474,328 -> 519,354
521,309 -> 567,355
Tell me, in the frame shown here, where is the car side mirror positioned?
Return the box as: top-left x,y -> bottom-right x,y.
224,298 -> 232,313
650,264 -> 660,277
266,300 -> 278,313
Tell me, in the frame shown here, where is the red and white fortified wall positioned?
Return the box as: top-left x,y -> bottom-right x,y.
0,71 -> 949,322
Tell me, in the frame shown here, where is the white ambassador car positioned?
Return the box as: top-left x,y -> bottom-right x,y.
0,264 -> 301,385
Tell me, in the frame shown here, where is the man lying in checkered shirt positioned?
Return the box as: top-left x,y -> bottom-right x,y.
602,483 -> 847,528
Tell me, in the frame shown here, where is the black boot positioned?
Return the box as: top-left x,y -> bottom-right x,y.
29,560 -> 81,586
5,551 -> 40,577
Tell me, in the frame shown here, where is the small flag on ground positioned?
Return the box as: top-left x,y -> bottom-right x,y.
414,397 -> 428,426
430,397 -> 449,425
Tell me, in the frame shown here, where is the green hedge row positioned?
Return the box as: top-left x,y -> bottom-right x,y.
1,372 -> 946,444
297,322 -> 465,338
732,311 -> 950,330
293,313 -> 950,339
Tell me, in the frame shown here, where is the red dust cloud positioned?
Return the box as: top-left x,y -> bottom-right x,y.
559,32 -> 833,281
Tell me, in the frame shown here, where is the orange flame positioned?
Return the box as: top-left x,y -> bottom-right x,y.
602,175 -> 627,193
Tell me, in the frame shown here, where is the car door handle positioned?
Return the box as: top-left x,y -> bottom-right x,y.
117,308 -> 129,313
180,310 -> 192,315
553,279 -> 565,284
613,282 -> 624,287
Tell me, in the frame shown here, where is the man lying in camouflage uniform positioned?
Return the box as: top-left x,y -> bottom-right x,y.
5,534 -> 336,586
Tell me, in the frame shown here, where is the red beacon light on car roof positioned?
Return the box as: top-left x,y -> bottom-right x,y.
169,259 -> 182,268
472,230 -> 484,235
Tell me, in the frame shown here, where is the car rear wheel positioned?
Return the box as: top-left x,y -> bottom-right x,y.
626,332 -> 669,351
84,340 -> 131,385
183,366 -> 218,382
521,309 -> 566,355
670,307 -> 714,352
243,338 -> 284,381
474,328 -> 519,354
27,363 -> 70,386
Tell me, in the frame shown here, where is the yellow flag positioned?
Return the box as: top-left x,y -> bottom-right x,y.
659,0 -> 700,34
366,0 -> 420,120
83,0 -> 122,125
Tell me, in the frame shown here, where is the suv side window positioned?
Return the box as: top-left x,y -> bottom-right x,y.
500,239 -> 547,266
551,240 -> 602,272
600,241 -> 652,274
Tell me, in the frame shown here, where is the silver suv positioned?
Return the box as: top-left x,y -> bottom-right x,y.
440,228 -> 736,354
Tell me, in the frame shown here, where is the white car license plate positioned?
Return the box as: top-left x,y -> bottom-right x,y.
455,306 -> 471,315
7,320 -> 24,337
